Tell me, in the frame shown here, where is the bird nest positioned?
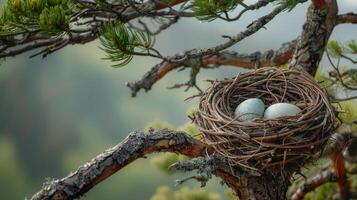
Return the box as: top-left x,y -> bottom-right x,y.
194,67 -> 336,173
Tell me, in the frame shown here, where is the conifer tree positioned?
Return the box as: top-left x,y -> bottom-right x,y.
1,0 -> 357,199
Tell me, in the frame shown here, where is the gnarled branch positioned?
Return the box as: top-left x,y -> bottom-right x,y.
30,130 -> 207,200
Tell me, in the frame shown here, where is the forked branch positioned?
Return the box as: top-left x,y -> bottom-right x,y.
127,39 -> 297,96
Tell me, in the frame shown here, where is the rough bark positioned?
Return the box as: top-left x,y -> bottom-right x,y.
30,131 -> 207,200
234,172 -> 291,200
289,0 -> 338,75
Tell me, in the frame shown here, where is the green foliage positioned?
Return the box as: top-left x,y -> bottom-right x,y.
150,186 -> 221,200
327,40 -> 357,57
304,183 -> 337,200
346,40 -> 357,54
100,22 -> 155,67
336,100 -> 357,132
39,6 -> 69,33
327,40 -> 343,57
0,0 -> 71,35
344,70 -> 357,86
192,0 -> 242,21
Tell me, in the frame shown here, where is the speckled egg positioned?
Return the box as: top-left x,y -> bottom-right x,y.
264,103 -> 301,119
234,98 -> 265,121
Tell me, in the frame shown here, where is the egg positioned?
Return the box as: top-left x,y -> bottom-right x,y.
234,98 -> 265,121
264,103 -> 301,119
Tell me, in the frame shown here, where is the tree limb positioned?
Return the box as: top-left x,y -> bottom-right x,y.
30,130 -> 207,200
337,13 -> 357,24
127,39 -> 297,96
0,0 -> 191,58
291,169 -> 336,200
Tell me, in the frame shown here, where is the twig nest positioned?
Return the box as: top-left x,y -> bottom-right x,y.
194,67 -> 336,172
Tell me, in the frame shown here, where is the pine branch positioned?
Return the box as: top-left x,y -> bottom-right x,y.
0,0 -> 191,58
127,39 -> 297,96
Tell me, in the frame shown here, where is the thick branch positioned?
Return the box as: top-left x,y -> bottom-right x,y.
127,40 -> 297,96
337,13 -> 357,24
30,130 -> 206,200
289,0 -> 337,75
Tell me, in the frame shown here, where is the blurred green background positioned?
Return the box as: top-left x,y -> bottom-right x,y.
0,0 -> 356,199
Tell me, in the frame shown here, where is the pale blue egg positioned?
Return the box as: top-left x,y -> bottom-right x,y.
264,103 -> 301,119
234,98 -> 265,121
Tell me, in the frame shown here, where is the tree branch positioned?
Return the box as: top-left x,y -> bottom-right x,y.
0,0 -> 191,58
337,13 -> 357,24
30,130 -> 207,200
127,39 -> 297,96
291,169 -> 336,200
291,132 -> 355,200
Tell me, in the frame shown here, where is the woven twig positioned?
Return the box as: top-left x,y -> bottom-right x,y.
194,67 -> 336,172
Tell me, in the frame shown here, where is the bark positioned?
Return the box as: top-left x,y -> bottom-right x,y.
289,0 -> 338,75
235,172 -> 291,200
30,131 -> 207,200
